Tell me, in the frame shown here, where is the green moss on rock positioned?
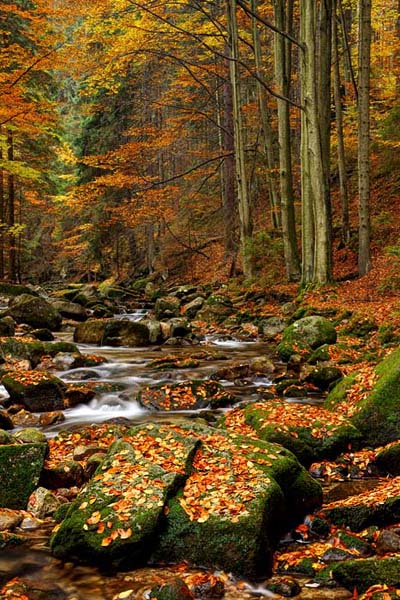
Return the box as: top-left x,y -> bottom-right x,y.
4,294 -> 62,330
0,443 -> 47,509
277,316 -> 337,361
243,403 -> 362,466
352,348 -> 400,446
324,373 -> 357,409
332,557 -> 400,593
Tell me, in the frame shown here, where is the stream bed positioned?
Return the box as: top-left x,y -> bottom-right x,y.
0,323 -> 353,599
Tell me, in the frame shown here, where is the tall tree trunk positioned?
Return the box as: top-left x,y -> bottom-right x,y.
226,0 -> 253,278
7,131 -> 16,283
273,0 -> 300,281
300,0 -> 332,284
251,0 -> 281,231
222,47 -> 237,258
0,145 -> 4,279
358,0 -> 372,275
332,0 -> 350,244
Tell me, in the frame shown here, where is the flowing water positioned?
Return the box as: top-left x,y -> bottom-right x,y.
0,316 -> 352,599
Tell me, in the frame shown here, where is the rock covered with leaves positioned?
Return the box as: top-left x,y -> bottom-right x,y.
50,422 -> 321,577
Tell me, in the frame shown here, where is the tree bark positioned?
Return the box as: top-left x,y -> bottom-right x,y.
273,0 -> 301,281
222,46 -> 237,258
226,0 -> 254,278
358,0 -> 372,275
332,0 -> 350,244
251,0 -> 281,231
300,0 -> 332,284
7,131 -> 16,282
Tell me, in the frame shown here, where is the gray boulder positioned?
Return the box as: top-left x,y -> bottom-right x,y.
278,316 -> 337,361
4,294 -> 62,331
51,300 -> 88,322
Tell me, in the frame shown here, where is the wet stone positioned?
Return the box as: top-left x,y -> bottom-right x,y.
150,578 -> 193,600
41,460 -> 85,489
11,409 -> 40,427
38,411 -> 65,427
264,575 -> 301,597
1,369 -> 66,412
0,508 -> 23,531
137,380 -> 238,411
27,487 -> 62,518
376,529 -> 400,554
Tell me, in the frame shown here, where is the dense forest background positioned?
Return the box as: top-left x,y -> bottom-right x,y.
0,0 -> 398,289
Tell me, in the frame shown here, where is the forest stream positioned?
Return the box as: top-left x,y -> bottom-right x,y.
0,311 -> 354,600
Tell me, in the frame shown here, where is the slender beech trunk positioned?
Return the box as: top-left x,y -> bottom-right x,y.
251,0 -> 281,231
226,0 -> 253,278
332,0 -> 350,244
273,0 -> 300,281
7,131 -> 16,282
358,0 -> 372,275
300,0 -> 332,284
222,47 -> 237,258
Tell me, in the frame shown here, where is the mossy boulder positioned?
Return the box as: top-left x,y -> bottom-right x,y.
4,294 -> 62,331
350,348 -> 400,446
51,300 -> 88,322
0,337 -> 78,367
344,313 -> 378,337
155,295 -> 181,319
0,317 -> 15,337
74,318 -> 151,347
332,557 -> 400,593
51,427 -> 200,568
321,478 -> 400,532
153,424 -> 322,578
277,316 -> 337,361
324,373 -> 357,409
0,443 -> 47,508
73,319 -> 107,344
303,364 -> 342,390
181,297 -> 205,319
103,319 -> 150,346
375,442 -> 400,475
239,401 -> 362,466
51,423 -> 321,578
137,380 -> 238,411
0,283 -> 39,298
195,295 -> 234,323
1,369 -> 66,412
259,317 -> 286,341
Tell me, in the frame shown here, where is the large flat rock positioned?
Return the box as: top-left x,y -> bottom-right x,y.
51,423 -> 322,577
